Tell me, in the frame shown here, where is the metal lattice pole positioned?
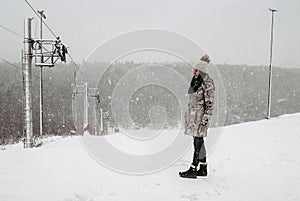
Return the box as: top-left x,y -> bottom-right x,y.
23,18 -> 33,148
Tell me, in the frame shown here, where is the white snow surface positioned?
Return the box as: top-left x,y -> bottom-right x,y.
1,113 -> 300,201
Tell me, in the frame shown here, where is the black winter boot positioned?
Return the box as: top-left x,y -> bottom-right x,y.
179,165 -> 197,179
197,163 -> 208,177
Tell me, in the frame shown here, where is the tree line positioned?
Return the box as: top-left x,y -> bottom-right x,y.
0,61 -> 299,144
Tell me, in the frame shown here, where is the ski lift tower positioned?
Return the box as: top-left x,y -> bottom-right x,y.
22,16 -> 68,148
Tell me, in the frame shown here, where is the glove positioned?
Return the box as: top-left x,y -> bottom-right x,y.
199,126 -> 207,137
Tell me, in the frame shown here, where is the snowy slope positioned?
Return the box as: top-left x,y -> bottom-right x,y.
1,113 -> 300,201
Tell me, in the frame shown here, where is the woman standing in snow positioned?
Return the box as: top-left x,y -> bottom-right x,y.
179,54 -> 215,179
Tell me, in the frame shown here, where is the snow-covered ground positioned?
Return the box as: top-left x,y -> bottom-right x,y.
1,113 -> 300,201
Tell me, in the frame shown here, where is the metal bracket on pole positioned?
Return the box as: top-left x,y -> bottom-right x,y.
33,39 -> 66,67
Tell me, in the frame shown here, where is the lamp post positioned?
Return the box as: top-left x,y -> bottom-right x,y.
267,8 -> 277,119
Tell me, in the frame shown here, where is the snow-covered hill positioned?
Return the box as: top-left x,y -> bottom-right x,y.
1,113 -> 300,201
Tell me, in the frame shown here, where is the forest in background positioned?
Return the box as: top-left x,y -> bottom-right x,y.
0,61 -> 299,144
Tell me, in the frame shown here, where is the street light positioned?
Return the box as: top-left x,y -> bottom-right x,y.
267,8 -> 278,119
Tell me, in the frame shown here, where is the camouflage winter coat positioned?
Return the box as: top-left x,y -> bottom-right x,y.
184,74 -> 215,137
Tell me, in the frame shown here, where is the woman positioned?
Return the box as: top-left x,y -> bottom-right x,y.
179,54 -> 215,179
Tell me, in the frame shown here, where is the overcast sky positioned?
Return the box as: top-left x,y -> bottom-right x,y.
0,0 -> 299,68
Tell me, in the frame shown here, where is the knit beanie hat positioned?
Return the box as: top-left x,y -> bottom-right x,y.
194,54 -> 211,74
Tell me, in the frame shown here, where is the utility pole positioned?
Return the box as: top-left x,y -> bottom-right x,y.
72,67 -> 78,127
100,108 -> 103,134
267,8 -> 278,119
90,90 -> 100,135
23,18 -> 33,148
38,10 -> 46,137
84,82 -> 89,129
72,89 -> 78,128
94,103 -> 98,135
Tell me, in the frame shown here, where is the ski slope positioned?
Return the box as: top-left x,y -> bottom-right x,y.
1,113 -> 300,201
